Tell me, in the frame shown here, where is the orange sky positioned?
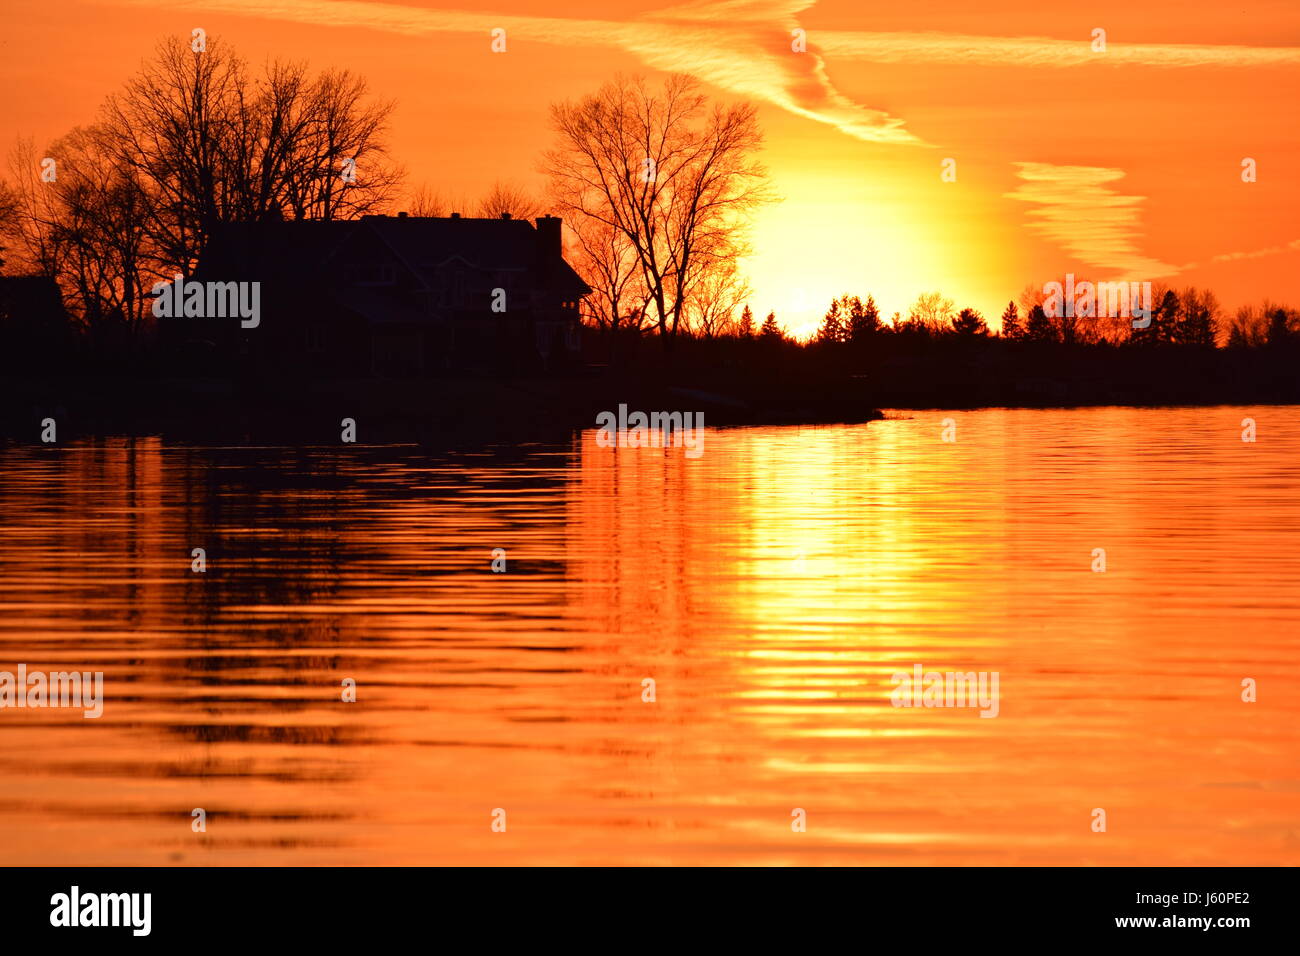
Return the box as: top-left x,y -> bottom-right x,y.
3,0 -> 1298,337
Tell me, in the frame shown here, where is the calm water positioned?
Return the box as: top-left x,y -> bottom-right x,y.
0,406 -> 1297,866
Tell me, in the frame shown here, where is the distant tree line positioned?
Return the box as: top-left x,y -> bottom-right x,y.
632,283 -> 1298,352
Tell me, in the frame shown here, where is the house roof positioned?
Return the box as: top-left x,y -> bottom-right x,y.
197,221 -> 354,281
368,216 -> 537,270
198,215 -> 590,297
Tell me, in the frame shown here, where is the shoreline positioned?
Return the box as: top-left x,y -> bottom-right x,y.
2,366 -> 1296,445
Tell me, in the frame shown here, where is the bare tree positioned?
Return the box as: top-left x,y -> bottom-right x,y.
100,36 -> 401,274
906,290 -> 955,333
5,131 -> 151,333
1226,301 -> 1272,348
545,74 -> 771,349
686,256 -> 750,338
0,179 -> 19,265
4,35 -> 404,338
100,37 -> 249,273
290,68 -> 401,221
567,215 -> 649,334
5,138 -> 62,278
58,128 -> 151,333
407,184 -> 470,217
477,181 -> 546,220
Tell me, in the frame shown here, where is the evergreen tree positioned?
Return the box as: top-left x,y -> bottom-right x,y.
1000,301 -> 1021,340
1023,304 -> 1054,343
759,310 -> 783,342
1129,291 -> 1175,347
951,307 -> 989,337
1177,290 -> 1217,347
1266,308 -> 1292,347
817,298 -> 846,344
737,304 -> 755,339
1154,290 -> 1180,345
848,295 -> 881,343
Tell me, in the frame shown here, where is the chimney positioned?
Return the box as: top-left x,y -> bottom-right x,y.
397,211 -> 408,218
535,215 -> 561,259
500,212 -> 512,220
450,212 -> 461,219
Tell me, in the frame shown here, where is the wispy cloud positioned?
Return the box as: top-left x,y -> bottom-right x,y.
100,0 -> 1300,148
103,0 -> 923,145
816,30 -> 1300,69
1006,164 -> 1300,278
1206,238 -> 1300,263
1173,238 -> 1300,271
1004,163 -> 1179,278
629,0 -> 918,144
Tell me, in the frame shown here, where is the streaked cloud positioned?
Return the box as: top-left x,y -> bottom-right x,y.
105,0 -> 1300,151
1175,237 -> 1300,272
1004,163 -> 1179,278
1207,238 -> 1300,263
816,30 -> 1300,69
102,0 -> 923,145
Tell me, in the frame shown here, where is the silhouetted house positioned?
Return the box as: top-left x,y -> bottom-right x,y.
174,213 -> 589,376
0,275 -> 71,370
